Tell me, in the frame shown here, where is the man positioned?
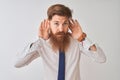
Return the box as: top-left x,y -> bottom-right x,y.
15,4 -> 106,80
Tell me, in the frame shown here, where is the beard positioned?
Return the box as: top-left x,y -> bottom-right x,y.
49,31 -> 71,52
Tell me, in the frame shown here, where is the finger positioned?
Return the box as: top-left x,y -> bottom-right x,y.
68,25 -> 73,32
43,19 -> 46,29
75,20 -> 83,33
69,19 -> 76,28
74,19 -> 78,27
45,19 -> 48,28
39,21 -> 43,31
70,19 -> 76,28
69,22 -> 74,31
75,19 -> 82,29
45,19 -> 49,29
39,22 -> 43,36
75,19 -> 80,26
68,22 -> 72,28
70,19 -> 75,25
46,20 -> 50,30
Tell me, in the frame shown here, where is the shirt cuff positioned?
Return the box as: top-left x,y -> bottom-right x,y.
82,37 -> 95,50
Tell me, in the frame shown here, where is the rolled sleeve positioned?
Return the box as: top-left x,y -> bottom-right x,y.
79,37 -> 106,63
15,38 -> 43,68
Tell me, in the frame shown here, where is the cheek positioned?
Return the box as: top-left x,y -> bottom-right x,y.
64,27 -> 69,32
50,25 -> 58,34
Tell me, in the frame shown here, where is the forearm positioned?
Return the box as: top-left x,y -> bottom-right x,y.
15,39 -> 42,68
15,50 -> 39,68
80,37 -> 106,63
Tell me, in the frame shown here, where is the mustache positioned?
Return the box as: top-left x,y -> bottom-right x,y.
55,32 -> 65,35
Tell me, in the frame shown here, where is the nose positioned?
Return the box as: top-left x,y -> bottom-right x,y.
59,25 -> 64,32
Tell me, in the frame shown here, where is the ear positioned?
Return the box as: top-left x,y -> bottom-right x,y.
48,29 -> 51,34
68,27 -> 72,33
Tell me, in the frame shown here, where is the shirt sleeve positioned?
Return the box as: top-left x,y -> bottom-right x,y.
79,37 -> 106,63
14,38 -> 43,68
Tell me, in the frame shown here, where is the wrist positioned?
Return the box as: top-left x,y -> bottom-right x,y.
77,32 -> 86,42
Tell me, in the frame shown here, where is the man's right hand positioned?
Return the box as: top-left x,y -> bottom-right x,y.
38,19 -> 50,40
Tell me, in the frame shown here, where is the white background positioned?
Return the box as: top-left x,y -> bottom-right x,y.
0,0 -> 119,80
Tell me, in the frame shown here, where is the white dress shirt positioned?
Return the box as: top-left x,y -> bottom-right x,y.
15,37 -> 106,80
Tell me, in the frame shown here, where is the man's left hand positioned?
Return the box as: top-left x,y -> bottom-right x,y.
69,19 -> 83,40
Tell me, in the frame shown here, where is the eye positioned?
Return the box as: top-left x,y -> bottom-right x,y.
63,22 -> 69,27
54,22 -> 59,26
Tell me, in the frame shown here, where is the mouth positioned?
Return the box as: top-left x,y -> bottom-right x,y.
56,34 -> 64,37
56,32 -> 65,35
56,32 -> 66,38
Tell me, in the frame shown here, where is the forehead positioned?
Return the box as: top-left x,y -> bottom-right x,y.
51,15 -> 68,22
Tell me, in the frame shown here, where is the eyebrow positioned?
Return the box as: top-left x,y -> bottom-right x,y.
53,20 -> 68,23
53,21 -> 59,22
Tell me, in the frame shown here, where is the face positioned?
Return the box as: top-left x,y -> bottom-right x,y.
49,15 -> 69,37
49,15 -> 70,52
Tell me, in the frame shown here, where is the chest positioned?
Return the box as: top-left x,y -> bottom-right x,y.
40,42 -> 81,66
